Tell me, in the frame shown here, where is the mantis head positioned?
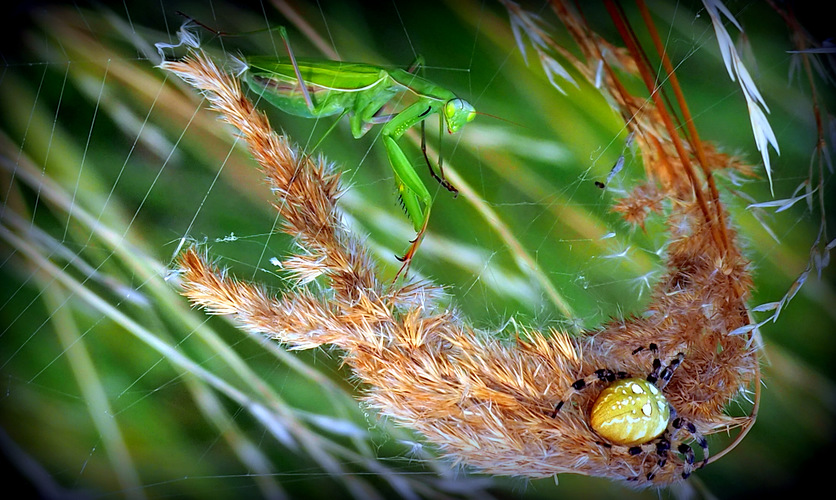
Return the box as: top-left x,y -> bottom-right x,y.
443,98 -> 476,134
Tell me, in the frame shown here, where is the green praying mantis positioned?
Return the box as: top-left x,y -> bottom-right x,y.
165,17 -> 476,279
243,27 -> 476,279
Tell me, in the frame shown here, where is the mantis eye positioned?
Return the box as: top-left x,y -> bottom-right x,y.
444,100 -> 458,119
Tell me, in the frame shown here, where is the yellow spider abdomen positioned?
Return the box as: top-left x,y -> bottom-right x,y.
590,378 -> 670,446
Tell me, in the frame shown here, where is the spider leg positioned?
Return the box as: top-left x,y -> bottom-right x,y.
604,431 -> 672,482
654,435 -> 672,468
631,342 -> 658,355
696,434 -> 709,468
673,417 -> 710,469
677,443 -> 696,478
642,417 -> 706,481
640,432 -> 674,481
634,343 -> 664,384
551,368 -> 630,417
635,343 -> 684,389
657,352 -> 685,388
646,358 -> 663,384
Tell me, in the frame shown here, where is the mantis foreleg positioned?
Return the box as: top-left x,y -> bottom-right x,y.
421,119 -> 458,195
383,134 -> 432,276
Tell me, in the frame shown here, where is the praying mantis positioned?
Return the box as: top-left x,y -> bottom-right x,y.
238,26 -> 476,278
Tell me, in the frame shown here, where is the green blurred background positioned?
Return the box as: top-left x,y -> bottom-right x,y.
1,0 -> 833,498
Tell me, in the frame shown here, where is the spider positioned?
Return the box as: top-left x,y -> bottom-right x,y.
552,344 -> 709,481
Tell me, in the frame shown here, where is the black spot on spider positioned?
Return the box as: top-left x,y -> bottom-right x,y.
628,446 -> 642,456
572,379 -> 586,390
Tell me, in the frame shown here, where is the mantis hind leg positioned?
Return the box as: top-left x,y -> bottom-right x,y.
177,13 -> 315,112
277,26 -> 314,111
407,55 -> 425,74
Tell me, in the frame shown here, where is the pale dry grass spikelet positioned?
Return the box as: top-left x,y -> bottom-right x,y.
704,0 -> 780,193
161,15 -> 759,487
